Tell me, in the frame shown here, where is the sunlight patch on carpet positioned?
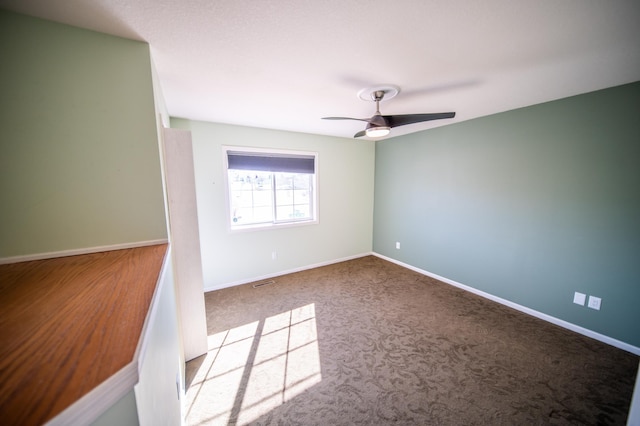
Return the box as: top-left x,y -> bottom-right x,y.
187,303 -> 322,425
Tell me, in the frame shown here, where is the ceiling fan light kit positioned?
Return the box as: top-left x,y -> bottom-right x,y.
365,126 -> 390,138
323,84 -> 456,139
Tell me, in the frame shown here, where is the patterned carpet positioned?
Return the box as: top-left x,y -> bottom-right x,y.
186,256 -> 638,425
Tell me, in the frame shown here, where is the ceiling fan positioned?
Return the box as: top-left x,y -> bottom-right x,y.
323,85 -> 456,138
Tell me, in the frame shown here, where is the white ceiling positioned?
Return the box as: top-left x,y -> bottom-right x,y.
2,0 -> 640,139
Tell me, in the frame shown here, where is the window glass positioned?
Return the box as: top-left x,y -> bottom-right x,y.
224,148 -> 317,230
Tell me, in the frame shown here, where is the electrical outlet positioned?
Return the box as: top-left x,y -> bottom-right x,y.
573,292 -> 586,306
271,251 -> 277,260
588,296 -> 601,310
396,242 -> 401,249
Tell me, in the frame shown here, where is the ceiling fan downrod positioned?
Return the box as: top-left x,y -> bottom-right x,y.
366,90 -> 390,137
372,90 -> 385,114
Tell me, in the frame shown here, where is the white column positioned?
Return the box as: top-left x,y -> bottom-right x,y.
162,127 -> 208,361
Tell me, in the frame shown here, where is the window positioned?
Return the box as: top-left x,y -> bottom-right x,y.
224,147 -> 318,230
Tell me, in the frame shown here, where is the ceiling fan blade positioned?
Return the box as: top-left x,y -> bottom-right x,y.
322,116 -> 372,123
354,130 -> 367,138
385,112 -> 455,128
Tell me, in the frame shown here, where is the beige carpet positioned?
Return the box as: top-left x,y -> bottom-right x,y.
186,256 -> 638,425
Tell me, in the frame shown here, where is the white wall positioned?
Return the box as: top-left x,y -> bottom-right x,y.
170,119 -> 375,290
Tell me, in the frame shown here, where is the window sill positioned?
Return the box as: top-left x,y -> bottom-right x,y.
229,219 -> 318,233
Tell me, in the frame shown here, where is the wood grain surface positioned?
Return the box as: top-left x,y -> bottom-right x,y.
0,244 -> 168,425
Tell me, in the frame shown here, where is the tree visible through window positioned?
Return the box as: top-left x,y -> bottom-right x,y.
224,148 -> 317,229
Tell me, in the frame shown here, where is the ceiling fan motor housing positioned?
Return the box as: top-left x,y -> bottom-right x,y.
367,114 -> 388,127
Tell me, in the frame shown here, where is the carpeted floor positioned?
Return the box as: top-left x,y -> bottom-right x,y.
185,256 -> 638,425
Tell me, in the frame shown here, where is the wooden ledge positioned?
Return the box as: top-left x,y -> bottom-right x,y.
0,244 -> 169,425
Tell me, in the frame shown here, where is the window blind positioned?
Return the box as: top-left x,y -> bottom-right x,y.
227,151 -> 315,174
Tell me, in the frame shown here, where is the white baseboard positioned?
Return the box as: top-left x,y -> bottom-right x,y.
204,252 -> 372,293
0,239 -> 169,265
372,252 -> 640,356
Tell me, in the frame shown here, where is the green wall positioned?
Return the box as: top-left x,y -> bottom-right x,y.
0,10 -> 167,258
373,82 -> 640,348
171,119 -> 375,290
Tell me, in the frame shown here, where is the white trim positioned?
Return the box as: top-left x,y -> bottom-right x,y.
45,361 -> 139,426
135,245 -> 172,371
226,217 -> 319,234
0,239 -> 169,265
204,252 -> 371,293
628,362 -> 640,426
372,252 -> 640,356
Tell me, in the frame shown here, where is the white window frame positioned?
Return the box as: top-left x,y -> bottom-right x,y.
222,146 -> 319,232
